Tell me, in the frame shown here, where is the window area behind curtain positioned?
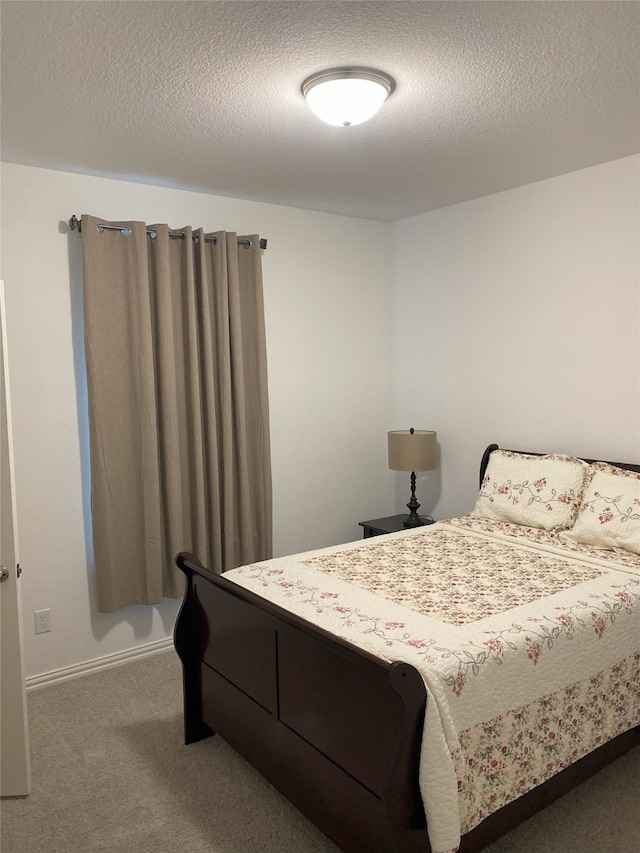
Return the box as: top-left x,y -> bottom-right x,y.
80,215 -> 272,612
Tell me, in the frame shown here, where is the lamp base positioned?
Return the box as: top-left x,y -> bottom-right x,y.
404,480 -> 423,527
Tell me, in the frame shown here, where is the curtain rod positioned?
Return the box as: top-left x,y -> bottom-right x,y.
69,215 -> 267,250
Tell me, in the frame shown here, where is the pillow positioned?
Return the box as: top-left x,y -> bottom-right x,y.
472,450 -> 587,530
565,462 -> 640,554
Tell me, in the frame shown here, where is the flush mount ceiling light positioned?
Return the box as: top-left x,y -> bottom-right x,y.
302,67 -> 395,127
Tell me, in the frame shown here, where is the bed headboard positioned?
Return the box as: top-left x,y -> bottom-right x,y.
479,444 -> 640,488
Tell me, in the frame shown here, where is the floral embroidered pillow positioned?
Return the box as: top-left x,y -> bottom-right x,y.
565,463 -> 640,554
472,450 -> 587,530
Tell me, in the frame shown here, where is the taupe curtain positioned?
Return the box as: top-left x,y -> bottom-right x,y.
81,215 -> 272,612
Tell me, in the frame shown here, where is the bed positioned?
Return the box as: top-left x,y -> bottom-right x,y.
173,444 -> 640,853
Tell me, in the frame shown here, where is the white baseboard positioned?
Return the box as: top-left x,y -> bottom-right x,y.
26,637 -> 175,691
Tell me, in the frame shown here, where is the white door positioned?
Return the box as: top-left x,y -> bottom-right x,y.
0,280 -> 31,796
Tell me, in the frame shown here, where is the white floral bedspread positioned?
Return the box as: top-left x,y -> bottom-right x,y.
225,518 -> 640,853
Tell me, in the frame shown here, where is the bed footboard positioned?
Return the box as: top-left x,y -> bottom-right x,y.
173,552 -> 429,853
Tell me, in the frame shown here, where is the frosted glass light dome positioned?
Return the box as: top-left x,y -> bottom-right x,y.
302,68 -> 395,127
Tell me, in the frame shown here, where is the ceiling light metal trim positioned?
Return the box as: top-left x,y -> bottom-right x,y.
301,67 -> 396,99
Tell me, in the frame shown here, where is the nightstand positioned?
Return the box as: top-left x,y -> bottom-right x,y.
359,514 -> 435,538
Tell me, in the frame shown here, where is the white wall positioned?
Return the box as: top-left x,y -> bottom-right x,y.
0,163 -> 393,679
391,155 -> 640,521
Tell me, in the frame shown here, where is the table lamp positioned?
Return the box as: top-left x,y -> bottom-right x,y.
388,428 -> 437,527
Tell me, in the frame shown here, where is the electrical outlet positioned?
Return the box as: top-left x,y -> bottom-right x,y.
35,608 -> 51,634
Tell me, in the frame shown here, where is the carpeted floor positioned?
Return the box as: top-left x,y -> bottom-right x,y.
1,650 -> 638,853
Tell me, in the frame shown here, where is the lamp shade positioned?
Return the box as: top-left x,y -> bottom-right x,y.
388,430 -> 437,472
302,68 -> 395,127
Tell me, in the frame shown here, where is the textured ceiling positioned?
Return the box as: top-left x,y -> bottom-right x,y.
1,1 -> 638,221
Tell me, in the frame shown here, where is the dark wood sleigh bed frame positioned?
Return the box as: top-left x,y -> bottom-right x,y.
174,444 -> 640,853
